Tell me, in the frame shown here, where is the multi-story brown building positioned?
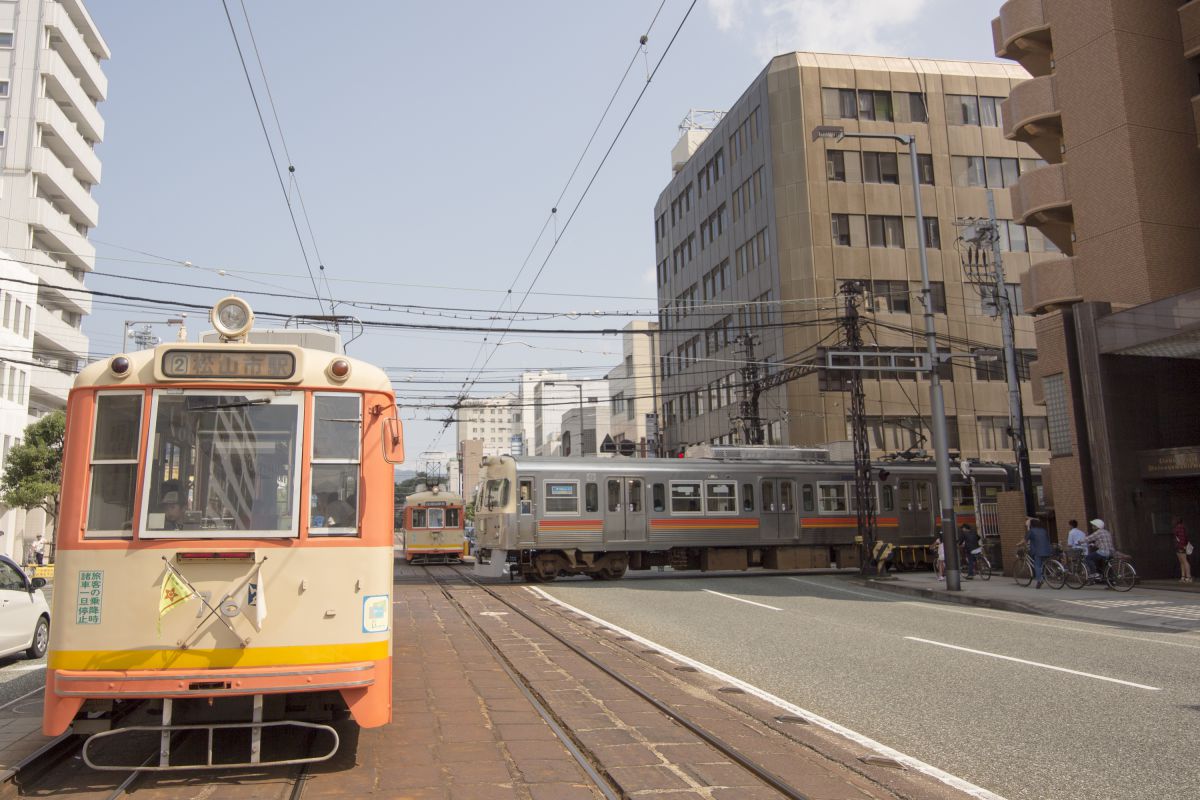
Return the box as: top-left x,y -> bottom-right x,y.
655,53 -> 1054,476
993,0 -> 1200,577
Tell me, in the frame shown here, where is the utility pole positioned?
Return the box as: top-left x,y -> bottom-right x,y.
732,331 -> 764,445
957,192 -> 1036,516
839,281 -> 876,567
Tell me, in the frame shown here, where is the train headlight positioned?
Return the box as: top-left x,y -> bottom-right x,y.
109,355 -> 131,377
327,358 -> 351,382
211,296 -> 254,341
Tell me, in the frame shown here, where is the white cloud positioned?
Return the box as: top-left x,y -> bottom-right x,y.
715,0 -> 931,60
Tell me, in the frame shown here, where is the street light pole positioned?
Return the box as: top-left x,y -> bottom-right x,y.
812,126 -> 961,590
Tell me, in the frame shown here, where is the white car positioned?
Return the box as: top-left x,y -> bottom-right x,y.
0,555 -> 50,660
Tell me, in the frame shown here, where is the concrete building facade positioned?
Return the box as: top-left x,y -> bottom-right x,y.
605,320 -> 661,455
654,53 -> 1055,470
0,255 -> 36,560
530,375 -> 608,457
992,0 -> 1200,577
456,392 -> 520,458
0,0 -> 107,418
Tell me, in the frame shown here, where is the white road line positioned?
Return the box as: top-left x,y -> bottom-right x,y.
784,576 -> 1200,651
530,586 -> 1007,800
904,636 -> 1161,691
702,589 -> 782,611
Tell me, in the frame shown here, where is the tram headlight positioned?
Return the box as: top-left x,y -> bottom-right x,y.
109,355 -> 131,377
327,358 -> 351,382
211,296 -> 254,340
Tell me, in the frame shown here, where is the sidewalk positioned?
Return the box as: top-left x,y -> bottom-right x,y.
853,569 -> 1200,632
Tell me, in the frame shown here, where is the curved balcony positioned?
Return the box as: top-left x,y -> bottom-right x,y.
1021,256 -> 1081,314
992,0 -> 1053,77
1182,0 -> 1200,59
1002,75 -> 1062,164
1010,163 -> 1074,254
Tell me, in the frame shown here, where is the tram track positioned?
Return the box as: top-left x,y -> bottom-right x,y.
424,564 -> 814,800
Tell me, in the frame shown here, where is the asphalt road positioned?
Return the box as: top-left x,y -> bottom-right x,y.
542,573 -> 1200,800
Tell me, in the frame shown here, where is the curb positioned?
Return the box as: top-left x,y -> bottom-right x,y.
847,575 -> 1048,617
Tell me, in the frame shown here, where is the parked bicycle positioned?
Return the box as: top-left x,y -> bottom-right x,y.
1065,550 -> 1137,592
1012,546 -> 1034,587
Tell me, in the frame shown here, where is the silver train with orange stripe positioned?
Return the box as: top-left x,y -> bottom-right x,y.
473,447 -> 1015,581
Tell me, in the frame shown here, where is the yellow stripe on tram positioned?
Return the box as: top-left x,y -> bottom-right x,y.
49,641 -> 390,671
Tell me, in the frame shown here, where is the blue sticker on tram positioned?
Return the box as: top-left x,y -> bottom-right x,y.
362,594 -> 389,633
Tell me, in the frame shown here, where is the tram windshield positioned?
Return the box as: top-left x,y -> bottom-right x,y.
141,391 -> 303,538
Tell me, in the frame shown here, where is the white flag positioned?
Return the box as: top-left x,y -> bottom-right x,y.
243,563 -> 267,631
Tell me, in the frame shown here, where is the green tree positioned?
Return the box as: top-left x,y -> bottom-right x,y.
0,412 -> 66,531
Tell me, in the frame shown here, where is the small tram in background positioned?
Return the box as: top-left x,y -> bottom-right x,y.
45,297 -> 404,770
474,446 -> 1018,582
395,485 -> 467,563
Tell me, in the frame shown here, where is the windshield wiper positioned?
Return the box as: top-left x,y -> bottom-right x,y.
191,398 -> 272,412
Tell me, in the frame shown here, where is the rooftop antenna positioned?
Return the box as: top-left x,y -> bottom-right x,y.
678,109 -> 726,134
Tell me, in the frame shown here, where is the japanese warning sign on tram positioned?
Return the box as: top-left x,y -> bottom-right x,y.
76,569 -> 104,625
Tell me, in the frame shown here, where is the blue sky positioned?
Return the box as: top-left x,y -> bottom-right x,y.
84,0 -> 1001,460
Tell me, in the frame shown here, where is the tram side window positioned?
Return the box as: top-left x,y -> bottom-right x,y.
780,481 -> 795,512
742,483 -> 755,512
545,481 -> 579,514
607,480 -> 622,512
86,393 -> 143,537
518,478 -> 534,515
310,394 -> 362,536
652,483 -> 666,512
818,483 -> 847,513
670,482 -> 702,514
881,484 -> 895,512
802,484 -> 815,512
706,481 -> 737,513
586,483 -> 599,513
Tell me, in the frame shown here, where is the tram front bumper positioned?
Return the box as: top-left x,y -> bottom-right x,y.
51,660 -> 378,699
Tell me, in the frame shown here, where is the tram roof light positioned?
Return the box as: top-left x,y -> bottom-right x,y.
211,296 -> 254,341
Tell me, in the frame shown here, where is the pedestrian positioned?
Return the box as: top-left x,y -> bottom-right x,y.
1173,517 -> 1192,584
32,533 -> 46,567
960,524 -> 981,579
932,536 -> 945,581
1025,516 -> 1052,589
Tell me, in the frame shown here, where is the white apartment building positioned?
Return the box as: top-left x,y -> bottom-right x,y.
518,370 -> 565,455
0,0 -> 108,419
456,392 -> 520,457
605,320 -> 660,454
0,254 -> 36,560
532,376 -> 608,457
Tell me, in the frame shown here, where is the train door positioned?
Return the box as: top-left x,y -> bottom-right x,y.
604,477 -> 647,544
898,478 -> 934,540
760,478 -> 798,540
517,477 -> 536,544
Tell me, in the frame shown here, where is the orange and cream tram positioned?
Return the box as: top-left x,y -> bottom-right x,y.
44,297 -> 404,770
397,485 -> 466,563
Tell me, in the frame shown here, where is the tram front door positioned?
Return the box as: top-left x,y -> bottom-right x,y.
760,478 -> 798,540
898,479 -> 935,541
604,477 -> 647,545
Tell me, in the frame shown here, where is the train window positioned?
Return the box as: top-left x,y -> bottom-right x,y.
628,479 -> 644,512
518,479 -> 534,515
411,508 -> 427,528
607,480 -> 622,512
916,482 -> 932,511
141,391 -> 304,538
742,483 -> 755,512
545,481 -> 580,514
802,484 -> 815,512
484,479 -> 510,510
586,483 -> 599,513
310,393 -> 363,536
86,392 -> 143,537
426,508 -> 445,528
653,483 -> 666,512
705,481 -> 737,513
881,485 -> 896,512
818,483 -> 847,513
670,482 -> 702,514
779,481 -> 795,512
446,508 -> 461,527
762,481 -> 775,511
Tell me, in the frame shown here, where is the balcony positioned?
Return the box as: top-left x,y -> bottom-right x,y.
29,362 -> 74,409
40,48 -> 104,143
1002,75 -> 1063,164
34,304 -> 87,360
32,150 -> 98,229
1021,256 -> 1081,314
57,0 -> 110,61
43,2 -> 107,101
36,98 -> 102,185
1010,162 -> 1074,254
29,198 -> 96,272
1182,0 -> 1200,58
23,249 -> 91,317
992,0 -> 1053,77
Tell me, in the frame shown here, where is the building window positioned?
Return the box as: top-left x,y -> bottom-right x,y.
862,152 -> 900,184
985,157 -> 1020,189
826,150 -> 846,181
0,81 -> 8,98
1043,374 -> 1071,456
917,154 -> 935,185
867,215 -> 905,248
978,416 -> 1011,450
822,87 -> 858,119
951,156 -> 986,188
871,280 -> 911,314
0,33 -> 12,49
831,213 -> 865,247
1026,417 -> 1049,451
857,90 -> 893,122
979,96 -> 1004,127
895,92 -> 929,123
922,217 -> 941,249
945,94 -> 980,126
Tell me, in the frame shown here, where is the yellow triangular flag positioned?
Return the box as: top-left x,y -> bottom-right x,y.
159,570 -> 194,619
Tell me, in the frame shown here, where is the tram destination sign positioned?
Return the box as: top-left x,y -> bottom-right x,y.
162,349 -> 297,380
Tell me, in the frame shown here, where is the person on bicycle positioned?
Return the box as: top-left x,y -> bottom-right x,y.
1066,519 -> 1087,563
1025,517 -> 1053,588
1082,518 -> 1114,579
960,524 -> 981,579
